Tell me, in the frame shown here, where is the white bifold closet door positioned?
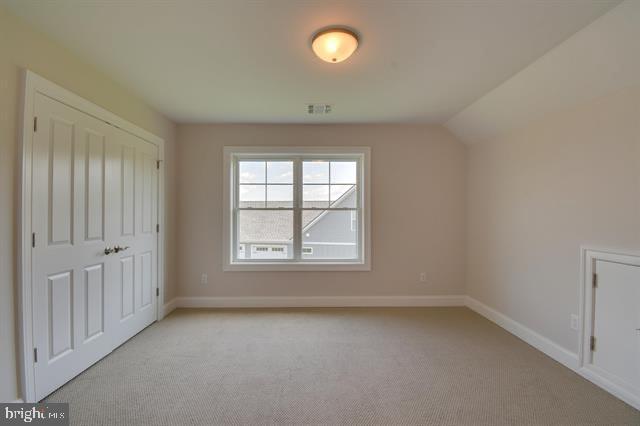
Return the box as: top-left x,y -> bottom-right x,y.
31,92 -> 158,400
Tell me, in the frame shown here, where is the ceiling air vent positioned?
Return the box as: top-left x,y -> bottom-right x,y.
307,104 -> 332,114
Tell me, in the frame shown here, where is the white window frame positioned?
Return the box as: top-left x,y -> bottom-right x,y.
223,146 -> 371,271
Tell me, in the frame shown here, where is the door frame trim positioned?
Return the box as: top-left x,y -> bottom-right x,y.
18,70 -> 167,402
578,246 -> 640,410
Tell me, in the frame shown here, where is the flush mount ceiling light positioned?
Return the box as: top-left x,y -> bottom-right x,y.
311,27 -> 359,63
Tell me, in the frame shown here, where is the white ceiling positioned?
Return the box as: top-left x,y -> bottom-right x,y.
3,0 -> 620,124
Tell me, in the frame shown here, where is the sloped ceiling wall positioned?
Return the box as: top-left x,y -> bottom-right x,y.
446,0 -> 640,145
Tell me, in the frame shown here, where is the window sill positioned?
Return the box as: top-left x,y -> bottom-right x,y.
223,261 -> 371,272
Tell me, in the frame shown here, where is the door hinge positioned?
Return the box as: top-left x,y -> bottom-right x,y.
33,347 -> 38,363
33,116 -> 38,132
32,233 -> 36,248
156,224 -> 160,233
156,288 -> 159,297
156,160 -> 160,170
592,272 -> 598,288
590,336 -> 596,351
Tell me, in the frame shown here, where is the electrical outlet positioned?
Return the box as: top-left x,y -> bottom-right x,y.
570,314 -> 579,330
201,273 -> 208,286
419,272 -> 427,283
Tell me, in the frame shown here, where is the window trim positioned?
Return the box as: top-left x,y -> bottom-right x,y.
223,146 -> 371,271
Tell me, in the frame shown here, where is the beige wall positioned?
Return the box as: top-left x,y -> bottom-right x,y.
0,7 -> 177,402
176,124 -> 467,298
467,87 -> 640,353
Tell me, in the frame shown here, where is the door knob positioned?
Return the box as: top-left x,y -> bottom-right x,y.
114,245 -> 130,253
104,247 -> 115,255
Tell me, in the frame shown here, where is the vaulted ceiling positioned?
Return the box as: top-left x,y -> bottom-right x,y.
3,0 -> 620,124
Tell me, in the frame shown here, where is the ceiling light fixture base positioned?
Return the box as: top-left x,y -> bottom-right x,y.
311,27 -> 359,64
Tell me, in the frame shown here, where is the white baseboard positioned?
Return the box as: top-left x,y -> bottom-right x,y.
465,296 -> 579,370
172,295 -> 466,309
577,366 -> 640,411
465,296 -> 640,410
160,298 -> 179,318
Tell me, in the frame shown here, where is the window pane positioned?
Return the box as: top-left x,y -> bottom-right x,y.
303,185 -> 329,208
330,161 -> 357,184
230,151 -> 366,266
238,210 -> 293,259
239,185 -> 265,208
239,161 -> 265,183
330,185 -> 356,207
267,185 -> 293,208
303,161 -> 329,183
267,161 -> 293,183
302,211 -> 358,259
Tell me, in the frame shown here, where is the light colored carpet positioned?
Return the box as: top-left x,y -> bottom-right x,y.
45,307 -> 639,425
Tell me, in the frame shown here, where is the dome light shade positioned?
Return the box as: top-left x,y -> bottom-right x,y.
311,28 -> 359,63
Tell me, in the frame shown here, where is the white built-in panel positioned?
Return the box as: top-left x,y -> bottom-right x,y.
85,132 -> 105,242
84,264 -> 104,341
48,271 -> 73,360
120,256 -> 134,319
49,118 -> 74,245
592,260 -> 640,394
121,146 -> 135,236
140,252 -> 152,308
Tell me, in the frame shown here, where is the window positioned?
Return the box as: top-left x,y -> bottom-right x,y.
223,147 -> 370,271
